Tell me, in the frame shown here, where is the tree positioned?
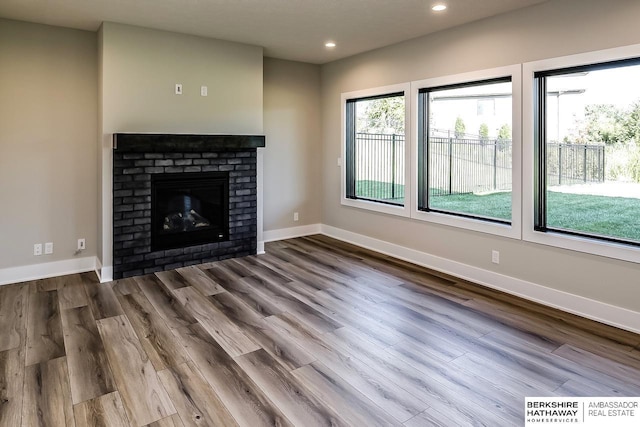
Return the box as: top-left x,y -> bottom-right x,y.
498,124 -> 511,140
623,101 -> 640,143
479,123 -> 489,140
454,116 -> 466,138
582,104 -> 626,144
357,97 -> 405,134
564,100 -> 640,183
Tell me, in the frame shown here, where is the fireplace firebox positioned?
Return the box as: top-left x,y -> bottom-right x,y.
151,172 -> 229,251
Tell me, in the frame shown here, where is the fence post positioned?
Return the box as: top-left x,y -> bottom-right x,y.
493,140 -> 498,191
583,145 -> 587,183
601,146 -> 606,182
391,134 -> 396,200
558,144 -> 563,186
448,137 -> 453,195
597,147 -> 601,182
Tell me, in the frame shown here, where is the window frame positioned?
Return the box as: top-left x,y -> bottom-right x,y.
341,83 -> 411,217
523,44 -> 640,263
410,65 -> 522,240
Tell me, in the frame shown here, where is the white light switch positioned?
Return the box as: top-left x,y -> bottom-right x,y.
175,83 -> 183,95
200,86 -> 208,96
45,242 -> 53,255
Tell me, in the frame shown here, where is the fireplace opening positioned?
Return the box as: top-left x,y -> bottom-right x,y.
151,172 -> 229,251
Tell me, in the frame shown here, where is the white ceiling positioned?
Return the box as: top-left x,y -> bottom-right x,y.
0,0 -> 549,64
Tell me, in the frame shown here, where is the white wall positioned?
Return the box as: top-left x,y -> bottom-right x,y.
320,0 -> 640,312
263,58 -> 322,232
98,22 -> 264,275
0,19 -> 97,271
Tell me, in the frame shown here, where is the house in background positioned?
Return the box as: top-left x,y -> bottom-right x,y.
1,0 -> 640,335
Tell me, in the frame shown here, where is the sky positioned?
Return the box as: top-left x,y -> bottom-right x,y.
549,63 -> 640,106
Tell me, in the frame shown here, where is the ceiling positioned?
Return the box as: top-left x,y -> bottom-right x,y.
0,0 -> 549,64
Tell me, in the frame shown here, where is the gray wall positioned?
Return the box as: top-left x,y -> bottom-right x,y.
320,0 -> 640,311
263,58 -> 322,231
98,22 -> 264,270
0,19 -> 97,269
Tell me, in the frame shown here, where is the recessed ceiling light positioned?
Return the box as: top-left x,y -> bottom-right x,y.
432,4 -> 447,11
325,42 -> 336,48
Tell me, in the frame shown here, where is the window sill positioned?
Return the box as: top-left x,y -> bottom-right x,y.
411,208 -> 521,240
522,229 -> 640,264
341,197 -> 410,218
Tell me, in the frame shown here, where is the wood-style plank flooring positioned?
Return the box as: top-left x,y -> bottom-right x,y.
1,235 -> 640,426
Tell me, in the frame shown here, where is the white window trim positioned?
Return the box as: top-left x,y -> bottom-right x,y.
341,83 -> 412,218
409,65 -> 523,240
522,44 -> 640,264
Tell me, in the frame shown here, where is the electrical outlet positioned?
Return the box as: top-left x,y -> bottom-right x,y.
293,212 -> 299,221
492,250 -> 500,264
45,242 -> 53,255
78,238 -> 86,251
200,86 -> 208,96
34,244 -> 42,256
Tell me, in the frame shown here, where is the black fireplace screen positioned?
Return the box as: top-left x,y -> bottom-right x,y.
151,172 -> 229,251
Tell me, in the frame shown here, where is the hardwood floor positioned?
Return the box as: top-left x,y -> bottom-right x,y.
1,235 -> 640,426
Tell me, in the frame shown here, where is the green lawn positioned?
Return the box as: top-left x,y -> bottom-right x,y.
546,191 -> 640,241
431,191 -> 511,221
433,191 -> 640,241
356,180 -> 405,204
356,180 -> 640,242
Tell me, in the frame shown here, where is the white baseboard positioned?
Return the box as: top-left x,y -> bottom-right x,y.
0,256 -> 97,286
321,224 -> 640,334
263,223 -> 322,243
93,257 -> 113,283
99,265 -> 113,283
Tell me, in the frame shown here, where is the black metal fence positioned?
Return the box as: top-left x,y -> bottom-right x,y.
546,143 -> 605,186
429,137 -> 512,196
354,133 -> 405,202
353,133 -> 606,201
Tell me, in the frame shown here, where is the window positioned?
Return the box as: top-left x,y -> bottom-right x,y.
477,99 -> 496,116
523,44 -> 640,263
417,77 -> 514,224
346,93 -> 405,205
342,84 -> 410,217
533,59 -> 640,247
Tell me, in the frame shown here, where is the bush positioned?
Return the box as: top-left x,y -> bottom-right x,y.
498,124 -> 511,140
479,123 -> 489,140
605,142 -> 640,183
455,117 -> 466,139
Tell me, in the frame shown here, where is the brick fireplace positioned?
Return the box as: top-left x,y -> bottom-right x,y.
112,133 -> 265,279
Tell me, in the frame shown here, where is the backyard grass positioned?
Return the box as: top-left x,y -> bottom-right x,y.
433,191 -> 640,241
431,191 -> 511,221
546,191 -> 640,241
356,180 -> 640,242
356,180 -> 405,204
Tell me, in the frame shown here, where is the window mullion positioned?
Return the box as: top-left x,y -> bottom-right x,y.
345,101 -> 356,199
534,76 -> 547,231
418,91 -> 427,210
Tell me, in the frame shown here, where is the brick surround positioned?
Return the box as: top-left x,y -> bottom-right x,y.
112,134 -> 264,279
